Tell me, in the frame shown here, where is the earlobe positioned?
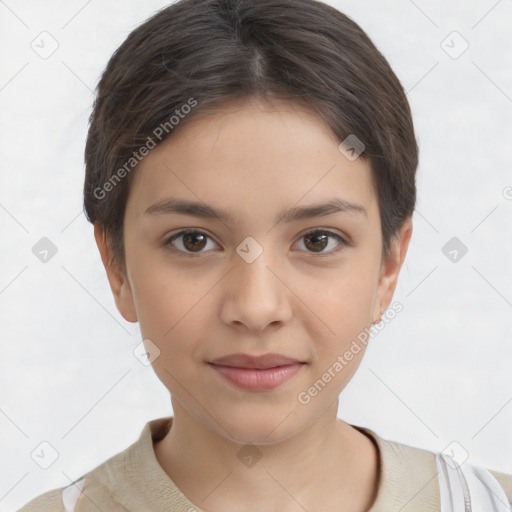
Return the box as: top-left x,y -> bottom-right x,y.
93,223 -> 138,323
373,217 -> 413,323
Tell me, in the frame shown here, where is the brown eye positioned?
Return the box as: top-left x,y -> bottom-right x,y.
164,228 -> 348,257
304,232 -> 328,252
296,229 -> 347,255
165,230 -> 218,255
182,232 -> 207,251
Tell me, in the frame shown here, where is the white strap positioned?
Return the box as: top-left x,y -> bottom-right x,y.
62,478 -> 86,512
435,453 -> 511,511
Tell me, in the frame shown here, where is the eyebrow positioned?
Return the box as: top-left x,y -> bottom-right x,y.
144,197 -> 368,224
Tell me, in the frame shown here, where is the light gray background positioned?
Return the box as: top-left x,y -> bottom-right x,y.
1,0 -> 511,509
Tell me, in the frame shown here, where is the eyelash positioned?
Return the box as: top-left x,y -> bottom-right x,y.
163,229 -> 350,257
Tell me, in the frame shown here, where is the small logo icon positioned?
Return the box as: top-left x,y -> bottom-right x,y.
441,236 -> 468,263
236,236 -> 263,263
441,441 -> 469,469
502,186 -> 512,201
133,338 -> 161,366
32,237 -> 58,263
441,31 -> 469,59
338,134 -> 365,161
237,444 -> 263,468
31,441 -> 59,469
31,31 -> 59,60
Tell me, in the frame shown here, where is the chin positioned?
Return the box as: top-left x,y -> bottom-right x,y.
212,408 -> 301,446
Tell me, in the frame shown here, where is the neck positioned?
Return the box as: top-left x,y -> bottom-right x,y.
154,400 -> 380,512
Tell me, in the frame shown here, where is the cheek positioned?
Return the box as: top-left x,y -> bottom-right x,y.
304,281 -> 374,392
129,253 -> 202,331
301,265 -> 377,337
132,265 -> 215,373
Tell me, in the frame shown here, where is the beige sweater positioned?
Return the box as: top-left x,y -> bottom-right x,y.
18,416 -> 512,511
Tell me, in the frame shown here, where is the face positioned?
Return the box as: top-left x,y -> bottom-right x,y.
96,97 -> 412,444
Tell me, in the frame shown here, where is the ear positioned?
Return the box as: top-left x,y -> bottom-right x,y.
372,216 -> 413,323
93,223 -> 138,323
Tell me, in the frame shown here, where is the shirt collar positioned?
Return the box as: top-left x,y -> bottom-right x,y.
112,416 -> 438,511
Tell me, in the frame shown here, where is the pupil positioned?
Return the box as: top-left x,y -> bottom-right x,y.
181,232 -> 329,253
184,233 -> 206,251
305,233 -> 327,252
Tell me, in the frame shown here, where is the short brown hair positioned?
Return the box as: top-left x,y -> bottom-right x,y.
83,0 -> 418,273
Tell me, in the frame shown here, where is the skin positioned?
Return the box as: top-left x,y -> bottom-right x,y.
95,96 -> 412,512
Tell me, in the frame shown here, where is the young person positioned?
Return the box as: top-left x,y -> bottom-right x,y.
19,0 -> 512,510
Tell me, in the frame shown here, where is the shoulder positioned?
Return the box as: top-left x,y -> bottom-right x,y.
17,454 -> 129,511
16,488 -> 64,512
354,425 -> 512,511
369,430 -> 441,511
488,469 -> 512,503
17,417 -> 174,512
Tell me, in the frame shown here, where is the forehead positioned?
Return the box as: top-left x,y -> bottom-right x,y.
125,98 -> 377,226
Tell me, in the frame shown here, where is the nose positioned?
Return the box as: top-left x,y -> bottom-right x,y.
219,246 -> 293,333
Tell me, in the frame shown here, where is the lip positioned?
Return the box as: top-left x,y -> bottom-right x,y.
209,352 -> 303,369
208,352 -> 306,392
208,362 -> 304,391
